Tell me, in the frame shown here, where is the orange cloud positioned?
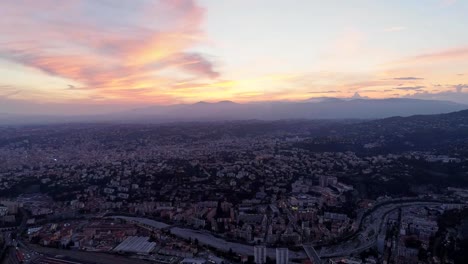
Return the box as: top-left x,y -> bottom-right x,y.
0,0 -> 219,102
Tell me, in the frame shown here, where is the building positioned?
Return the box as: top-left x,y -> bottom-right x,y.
377,234 -> 385,254
0,201 -> 19,215
276,248 -> 289,264
113,236 -> 156,255
289,194 -> 320,208
319,176 -> 337,188
0,206 -> 8,217
181,258 -> 206,264
254,245 -> 267,264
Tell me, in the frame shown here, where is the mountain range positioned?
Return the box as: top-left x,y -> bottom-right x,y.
112,98 -> 468,121
0,98 -> 467,124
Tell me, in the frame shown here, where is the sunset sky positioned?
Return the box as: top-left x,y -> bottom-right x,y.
1,0 -> 468,114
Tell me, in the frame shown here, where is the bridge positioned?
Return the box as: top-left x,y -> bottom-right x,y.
303,244 -> 321,264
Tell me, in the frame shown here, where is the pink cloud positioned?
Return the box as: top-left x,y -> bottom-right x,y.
405,46 -> 468,63
0,0 -> 219,100
163,53 -> 220,79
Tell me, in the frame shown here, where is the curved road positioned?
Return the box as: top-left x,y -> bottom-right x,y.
113,198 -> 466,259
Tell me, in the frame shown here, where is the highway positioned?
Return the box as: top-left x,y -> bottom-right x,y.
1,207 -> 32,264
114,215 -> 306,258
318,200 -> 465,258
113,199 -> 466,261
303,244 -> 321,264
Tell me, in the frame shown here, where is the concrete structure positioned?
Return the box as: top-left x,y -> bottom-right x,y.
113,236 -> 156,254
254,245 -> 267,264
0,201 -> 19,214
303,244 -> 321,264
275,248 -> 289,264
181,258 -> 207,264
377,234 -> 385,254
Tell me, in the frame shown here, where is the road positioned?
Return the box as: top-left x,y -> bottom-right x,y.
114,198 -> 465,260
303,244 -> 321,264
319,201 -> 465,258
115,215 -> 305,258
28,245 -> 149,264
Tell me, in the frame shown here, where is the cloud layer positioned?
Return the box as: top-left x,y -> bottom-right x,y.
0,0 -> 467,114
0,0 -> 219,103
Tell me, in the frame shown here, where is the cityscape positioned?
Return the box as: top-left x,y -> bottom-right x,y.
1,1 -> 468,264
1,114 -> 468,264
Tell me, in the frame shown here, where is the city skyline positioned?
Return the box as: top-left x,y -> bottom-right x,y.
1,0 -> 468,115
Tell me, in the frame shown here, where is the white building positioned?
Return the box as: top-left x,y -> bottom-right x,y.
377,234 -> 385,254
276,248 -> 289,264
254,245 -> 267,264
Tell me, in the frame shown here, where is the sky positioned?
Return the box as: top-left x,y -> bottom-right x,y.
0,0 -> 468,115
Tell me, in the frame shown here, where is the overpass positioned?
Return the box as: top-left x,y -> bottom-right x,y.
303,244 -> 321,264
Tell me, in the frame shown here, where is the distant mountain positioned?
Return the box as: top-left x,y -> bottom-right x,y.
326,108 -> 468,153
357,108 -> 468,133
117,98 -> 467,121
302,97 -> 345,103
0,98 -> 466,125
